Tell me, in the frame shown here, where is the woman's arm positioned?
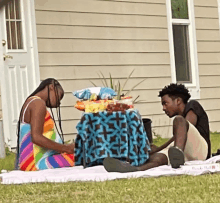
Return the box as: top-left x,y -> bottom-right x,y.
29,99 -> 74,154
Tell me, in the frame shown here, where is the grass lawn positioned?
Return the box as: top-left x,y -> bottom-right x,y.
0,133 -> 220,203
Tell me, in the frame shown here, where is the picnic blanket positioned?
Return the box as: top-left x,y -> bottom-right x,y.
1,155 -> 220,185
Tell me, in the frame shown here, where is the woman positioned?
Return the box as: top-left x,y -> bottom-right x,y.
15,78 -> 75,171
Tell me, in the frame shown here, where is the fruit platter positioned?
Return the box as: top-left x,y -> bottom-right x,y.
73,87 -> 134,113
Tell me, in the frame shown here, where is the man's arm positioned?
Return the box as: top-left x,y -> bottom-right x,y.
185,110 -> 197,126
150,137 -> 174,154
150,110 -> 197,154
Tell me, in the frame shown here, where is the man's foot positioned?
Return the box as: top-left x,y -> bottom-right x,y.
168,146 -> 185,168
103,157 -> 139,173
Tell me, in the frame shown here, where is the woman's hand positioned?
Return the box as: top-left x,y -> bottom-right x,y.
63,143 -> 75,154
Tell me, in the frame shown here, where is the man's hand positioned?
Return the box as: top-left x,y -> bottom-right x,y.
150,144 -> 159,154
149,137 -> 175,155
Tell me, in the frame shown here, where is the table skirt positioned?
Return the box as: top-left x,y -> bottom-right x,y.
74,109 -> 151,167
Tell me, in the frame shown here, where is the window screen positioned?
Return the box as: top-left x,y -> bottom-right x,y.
173,25 -> 191,83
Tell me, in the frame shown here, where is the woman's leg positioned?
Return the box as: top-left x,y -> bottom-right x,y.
37,153 -> 74,170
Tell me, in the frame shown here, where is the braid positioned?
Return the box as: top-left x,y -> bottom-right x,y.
47,81 -> 64,143
55,84 -> 64,142
15,78 -> 64,169
57,106 -> 64,141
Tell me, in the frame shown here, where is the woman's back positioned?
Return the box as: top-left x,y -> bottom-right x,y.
16,79 -> 75,171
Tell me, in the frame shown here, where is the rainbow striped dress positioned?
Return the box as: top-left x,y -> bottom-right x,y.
18,97 -> 74,171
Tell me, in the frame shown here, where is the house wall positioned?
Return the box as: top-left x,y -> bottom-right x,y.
34,0 -> 220,140
34,0 -> 172,140
194,0 -> 220,133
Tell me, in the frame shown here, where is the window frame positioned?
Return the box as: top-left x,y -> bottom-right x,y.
3,0 -> 27,53
166,0 -> 200,99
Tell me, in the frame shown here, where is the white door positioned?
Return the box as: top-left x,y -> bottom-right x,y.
0,0 -> 40,149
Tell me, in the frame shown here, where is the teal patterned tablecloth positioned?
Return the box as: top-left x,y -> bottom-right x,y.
74,109 -> 151,168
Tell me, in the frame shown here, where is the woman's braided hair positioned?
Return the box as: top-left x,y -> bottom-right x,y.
158,83 -> 191,104
15,78 -> 64,169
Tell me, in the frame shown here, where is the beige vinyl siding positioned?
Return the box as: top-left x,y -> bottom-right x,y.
35,0 -> 171,140
38,40 -> 169,53
37,25 -> 168,40
195,0 -> 220,132
35,0 -> 166,15
35,12 -> 167,27
194,0 -> 218,7
38,53 -> 170,66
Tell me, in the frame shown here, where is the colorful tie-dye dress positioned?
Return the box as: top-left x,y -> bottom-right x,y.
18,97 -> 75,171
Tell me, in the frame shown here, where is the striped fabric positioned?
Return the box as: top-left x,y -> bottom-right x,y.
19,124 -> 37,171
18,100 -> 74,171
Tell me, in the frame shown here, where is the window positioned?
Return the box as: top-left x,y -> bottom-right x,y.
173,25 -> 191,83
5,0 -> 24,50
166,0 -> 200,99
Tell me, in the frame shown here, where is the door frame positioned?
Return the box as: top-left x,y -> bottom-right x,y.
0,0 -> 40,149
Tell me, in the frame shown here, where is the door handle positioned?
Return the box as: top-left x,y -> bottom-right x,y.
3,54 -> 13,61
2,40 -> 6,46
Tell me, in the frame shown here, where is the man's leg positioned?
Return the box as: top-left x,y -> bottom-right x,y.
168,115 -> 189,168
137,152 -> 168,171
103,153 -> 168,173
172,115 -> 189,151
104,116 -> 189,173
181,121 -> 208,161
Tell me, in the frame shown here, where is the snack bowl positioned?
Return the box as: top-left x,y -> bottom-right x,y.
117,98 -> 133,106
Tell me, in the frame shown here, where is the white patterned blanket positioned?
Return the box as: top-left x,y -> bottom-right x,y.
1,155 -> 220,185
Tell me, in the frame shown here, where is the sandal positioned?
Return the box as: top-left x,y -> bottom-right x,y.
168,146 -> 185,168
103,157 -> 138,173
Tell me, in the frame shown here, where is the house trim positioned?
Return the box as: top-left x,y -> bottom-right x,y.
28,0 -> 40,87
166,0 -> 200,99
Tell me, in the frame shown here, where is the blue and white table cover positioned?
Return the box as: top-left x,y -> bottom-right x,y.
74,109 -> 151,168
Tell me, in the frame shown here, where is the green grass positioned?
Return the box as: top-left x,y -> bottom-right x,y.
0,148 -> 16,172
0,133 -> 220,203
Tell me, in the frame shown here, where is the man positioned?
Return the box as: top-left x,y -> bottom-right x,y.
103,83 -> 211,172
